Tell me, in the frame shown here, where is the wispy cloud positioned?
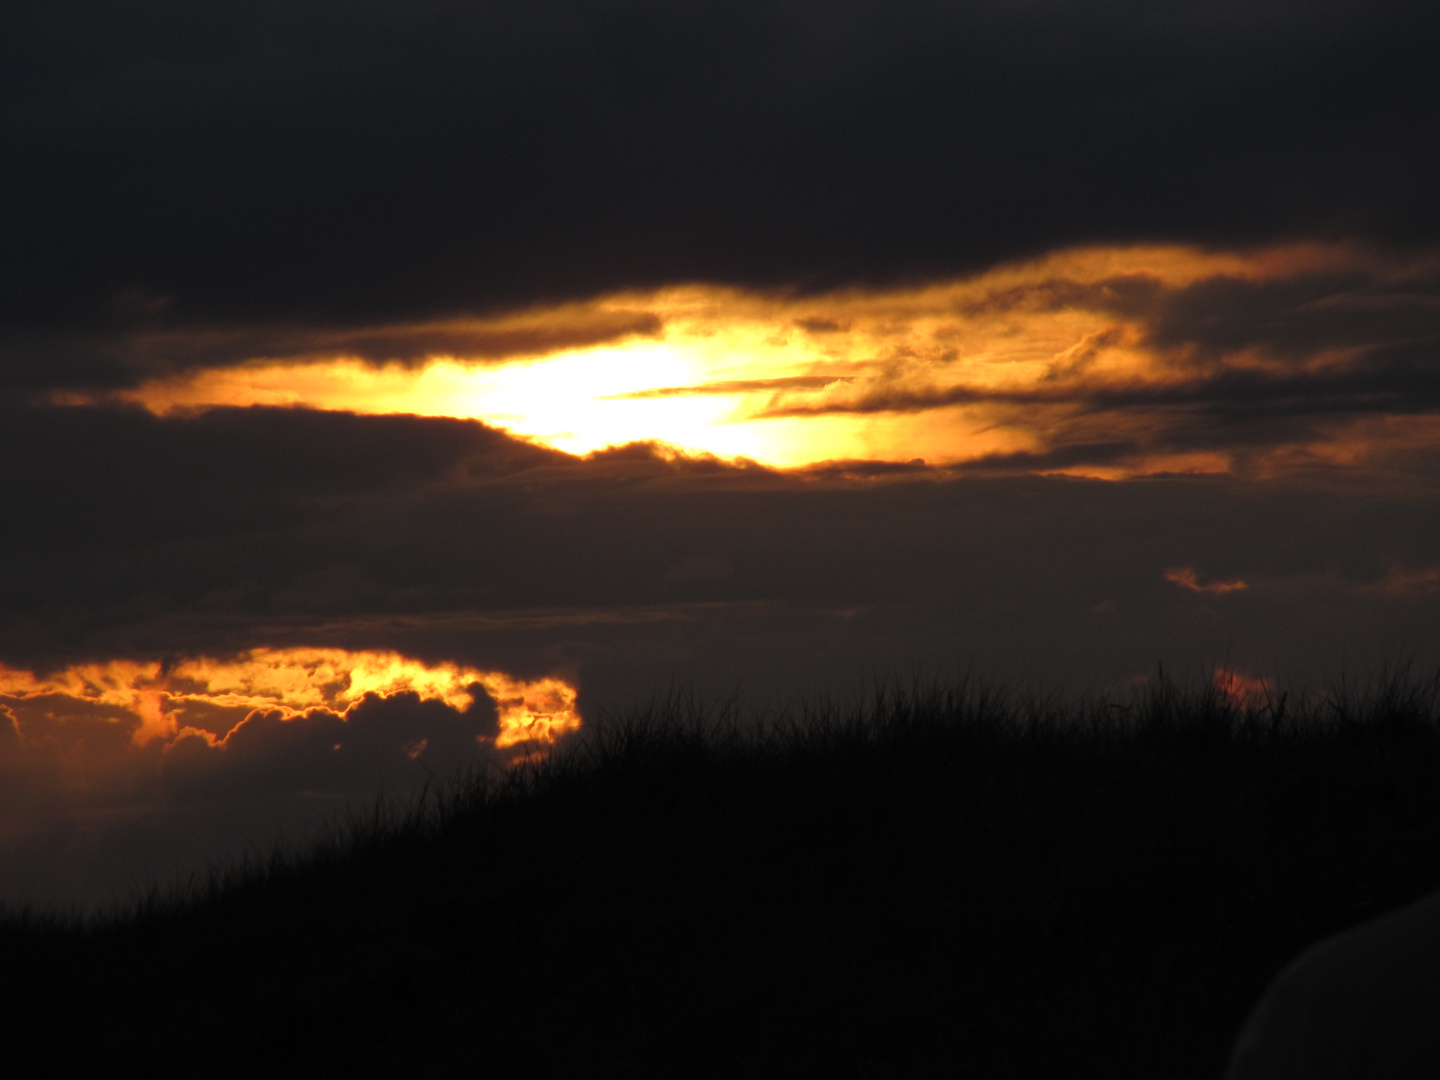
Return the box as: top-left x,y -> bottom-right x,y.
603,375 -> 852,399
1372,565 -> 1440,595
1164,568 -> 1250,595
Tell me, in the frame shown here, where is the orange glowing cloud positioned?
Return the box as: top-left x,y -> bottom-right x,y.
1164,568 -> 1250,595
1372,565 -> 1440,595
0,648 -> 581,754
76,243 -> 1440,478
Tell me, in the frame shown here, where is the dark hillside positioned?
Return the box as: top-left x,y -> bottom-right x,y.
5,674 -> 1440,1078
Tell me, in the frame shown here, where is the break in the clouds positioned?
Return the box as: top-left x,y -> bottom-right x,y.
60,245 -> 1440,477
7,2 -> 1439,476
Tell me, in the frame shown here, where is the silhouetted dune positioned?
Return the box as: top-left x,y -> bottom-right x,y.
5,670 -> 1440,1077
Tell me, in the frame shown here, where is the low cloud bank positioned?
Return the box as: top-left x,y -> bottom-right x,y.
0,649 -> 580,909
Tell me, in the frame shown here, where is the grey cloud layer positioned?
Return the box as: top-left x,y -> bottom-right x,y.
4,0 -> 1439,393
3,404 -> 1437,679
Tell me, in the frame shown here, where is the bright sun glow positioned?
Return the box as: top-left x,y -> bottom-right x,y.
107,243 -> 1410,475
0,648 -> 581,753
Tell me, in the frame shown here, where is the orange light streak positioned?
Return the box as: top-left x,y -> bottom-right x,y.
1164,568 -> 1250,595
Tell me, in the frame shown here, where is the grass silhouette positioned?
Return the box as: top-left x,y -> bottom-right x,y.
5,667 -> 1440,1077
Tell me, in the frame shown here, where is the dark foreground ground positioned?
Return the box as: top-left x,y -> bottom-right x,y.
5,672 -> 1440,1078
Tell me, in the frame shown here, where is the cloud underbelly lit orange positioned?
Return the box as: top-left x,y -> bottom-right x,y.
0,648 -> 581,754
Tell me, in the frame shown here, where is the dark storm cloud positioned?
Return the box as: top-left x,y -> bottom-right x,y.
0,678 -> 509,908
1146,269 -> 1440,363
3,0 -> 1439,393
0,403 -> 565,554
160,690 -> 501,804
275,310 -> 664,368
0,308 -> 665,396
0,686 -> 502,810
943,256 -> 1440,359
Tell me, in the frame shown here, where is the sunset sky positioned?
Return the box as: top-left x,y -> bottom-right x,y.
4,0 -> 1440,906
